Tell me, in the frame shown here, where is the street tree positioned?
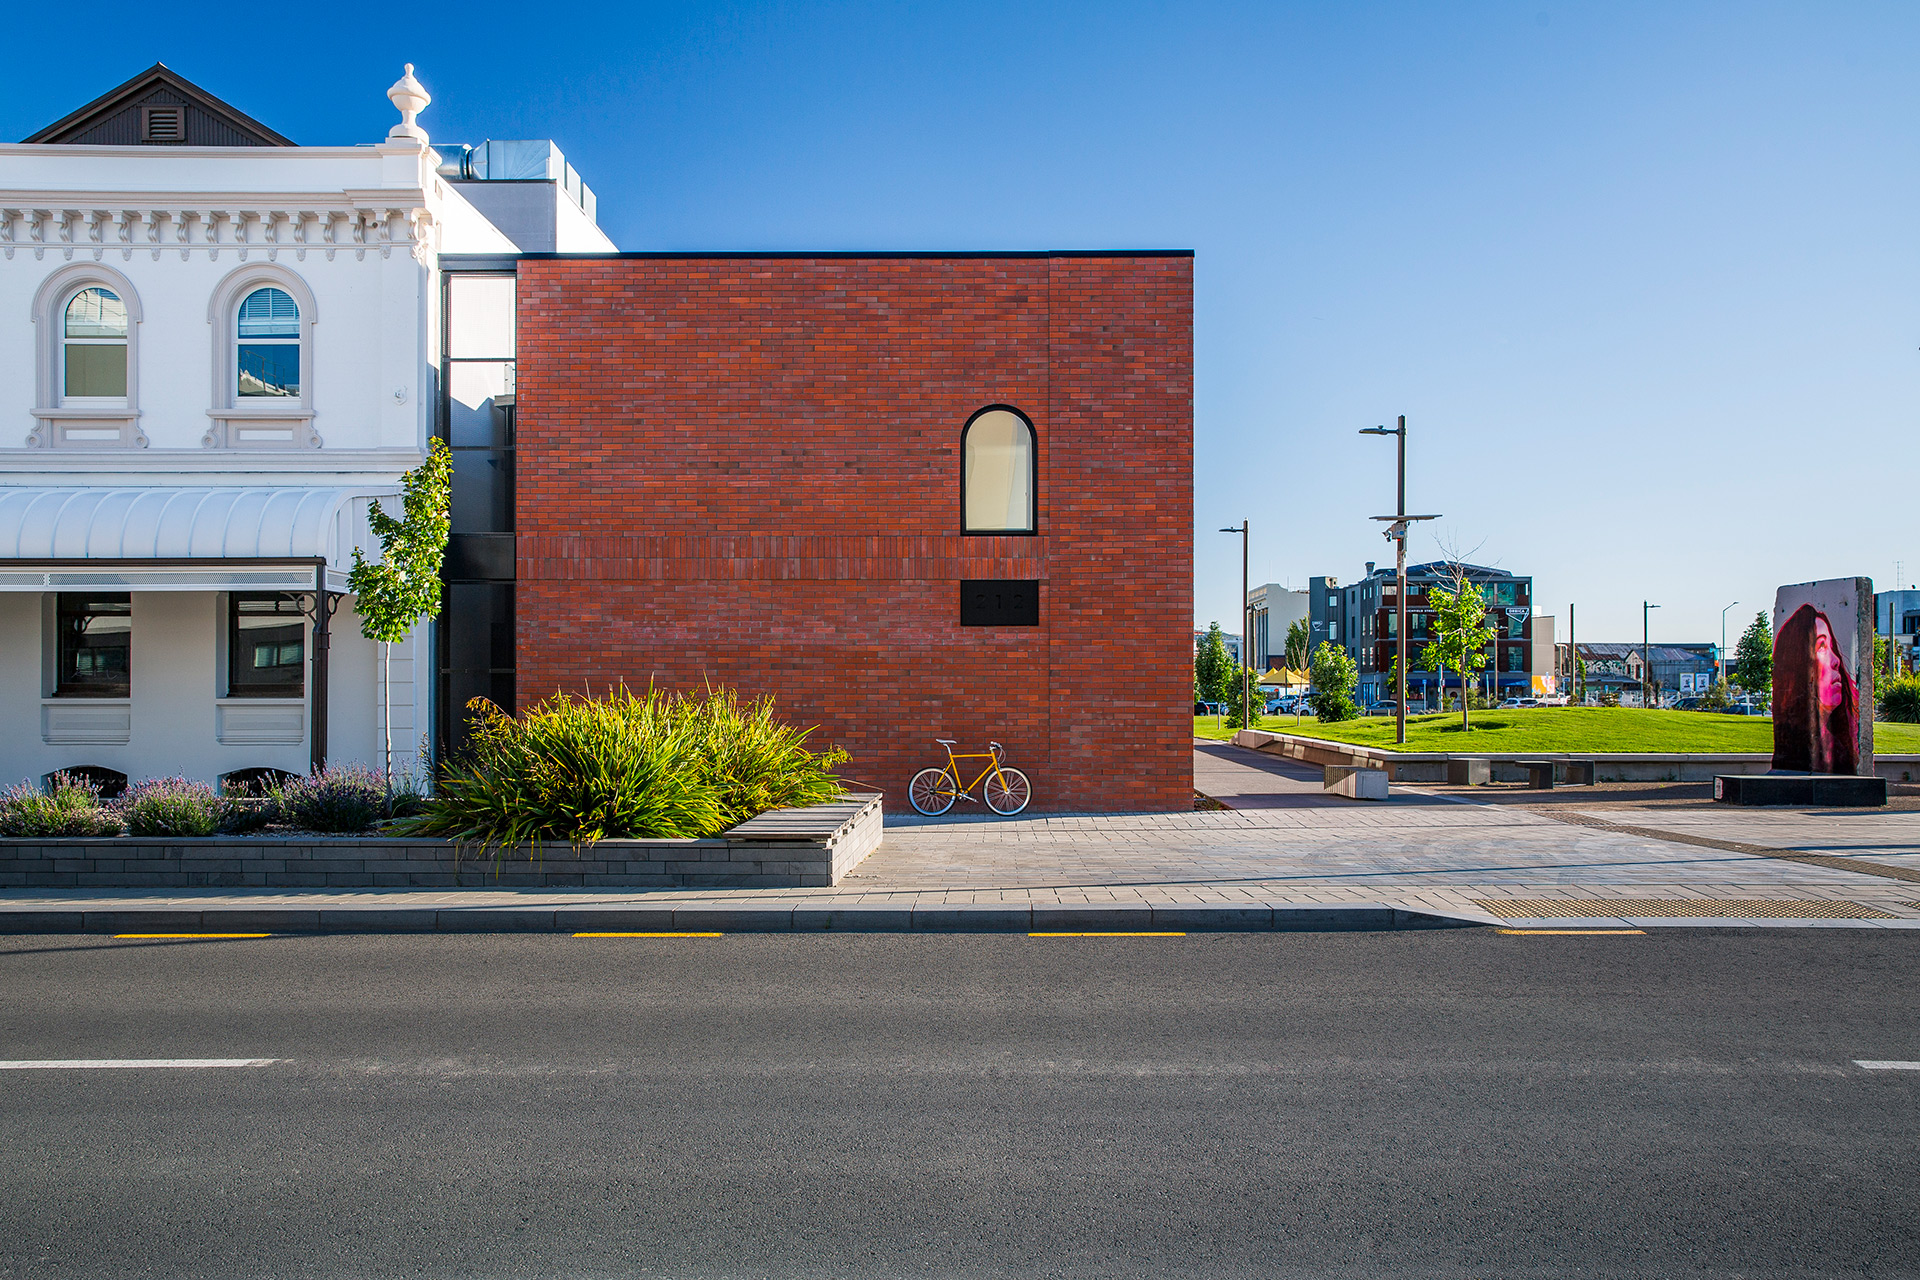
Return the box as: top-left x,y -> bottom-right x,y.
1732,611 -> 1773,701
349,439 -> 453,784
1307,642 -> 1359,723
1195,622 -> 1232,706
1283,618 -> 1310,671
1420,570 -> 1495,732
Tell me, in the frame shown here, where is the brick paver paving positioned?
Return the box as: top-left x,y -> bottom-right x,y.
5,743 -> 1918,929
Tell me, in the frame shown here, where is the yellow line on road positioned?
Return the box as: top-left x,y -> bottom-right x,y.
572,932 -> 723,938
1029,931 -> 1187,937
112,933 -> 272,940
1496,928 -> 1646,935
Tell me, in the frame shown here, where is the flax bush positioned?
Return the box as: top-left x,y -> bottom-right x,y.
403,686 -> 847,849
1879,674 -> 1920,724
0,772 -> 122,838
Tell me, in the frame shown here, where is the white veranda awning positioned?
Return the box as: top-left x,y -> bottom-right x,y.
0,487 -> 398,592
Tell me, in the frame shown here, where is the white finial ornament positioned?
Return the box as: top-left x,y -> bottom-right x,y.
386,63 -> 430,143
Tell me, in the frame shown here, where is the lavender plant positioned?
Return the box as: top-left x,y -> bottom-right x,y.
0,772 -> 122,838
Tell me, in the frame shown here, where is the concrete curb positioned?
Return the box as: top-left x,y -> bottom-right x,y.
0,902 -> 1489,935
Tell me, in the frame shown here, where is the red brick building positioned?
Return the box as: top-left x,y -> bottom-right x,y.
509,252 -> 1192,813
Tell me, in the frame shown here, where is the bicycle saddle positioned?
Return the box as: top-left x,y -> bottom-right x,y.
935,738 -> 957,745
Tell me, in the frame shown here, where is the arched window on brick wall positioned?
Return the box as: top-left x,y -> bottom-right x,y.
961,405 -> 1036,535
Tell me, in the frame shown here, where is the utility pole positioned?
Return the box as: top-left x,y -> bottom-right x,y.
1568,602 -> 1576,705
1361,416 -> 1438,745
1643,601 -> 1661,708
1719,601 -> 1739,689
1220,521 -> 1250,729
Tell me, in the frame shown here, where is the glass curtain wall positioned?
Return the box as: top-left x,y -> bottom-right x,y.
438,272 -> 518,759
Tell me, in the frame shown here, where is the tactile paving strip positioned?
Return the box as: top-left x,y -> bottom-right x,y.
1472,898 -> 1897,919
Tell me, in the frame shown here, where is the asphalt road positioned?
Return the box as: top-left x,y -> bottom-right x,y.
0,929 -> 1915,1279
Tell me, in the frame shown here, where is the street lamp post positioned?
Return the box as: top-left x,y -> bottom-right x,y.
1220,522 -> 1250,730
1643,601 -> 1661,708
1361,417 -> 1439,745
1719,601 -> 1739,689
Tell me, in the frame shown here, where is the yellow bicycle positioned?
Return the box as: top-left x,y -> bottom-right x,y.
909,739 -> 1032,816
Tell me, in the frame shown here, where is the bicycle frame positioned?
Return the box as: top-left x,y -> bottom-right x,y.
934,747 -> 1009,801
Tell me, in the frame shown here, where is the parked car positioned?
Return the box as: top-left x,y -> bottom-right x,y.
1497,697 -> 1541,709
1672,697 -> 1705,711
1365,700 -> 1400,717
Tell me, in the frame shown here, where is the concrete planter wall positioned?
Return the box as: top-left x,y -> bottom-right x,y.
0,793 -> 883,890
1233,730 -> 1920,785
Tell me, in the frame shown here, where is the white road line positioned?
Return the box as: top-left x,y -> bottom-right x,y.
0,1058 -> 282,1070
1853,1060 -> 1920,1071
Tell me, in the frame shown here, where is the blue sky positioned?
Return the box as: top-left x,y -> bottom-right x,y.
6,2 -> 1915,647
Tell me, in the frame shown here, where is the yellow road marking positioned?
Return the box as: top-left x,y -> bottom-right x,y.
1029,931 -> 1187,937
572,932 -> 722,938
1496,928 -> 1646,935
112,933 -> 271,940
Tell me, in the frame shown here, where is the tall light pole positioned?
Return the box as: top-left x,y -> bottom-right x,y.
1643,601 -> 1661,708
1719,601 -> 1739,688
1361,417 -> 1439,745
1220,522 -> 1249,730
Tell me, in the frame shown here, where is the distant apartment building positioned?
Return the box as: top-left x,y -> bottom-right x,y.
1308,562 -> 1537,707
1193,628 -> 1240,666
1877,589 -> 1920,670
1247,583 -> 1308,669
1576,643 -> 1719,704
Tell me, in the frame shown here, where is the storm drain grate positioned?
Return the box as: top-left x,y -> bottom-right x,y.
1472,898 -> 1897,920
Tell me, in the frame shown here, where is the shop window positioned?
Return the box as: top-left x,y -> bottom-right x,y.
228,595 -> 305,697
961,406 -> 1036,534
55,593 -> 131,697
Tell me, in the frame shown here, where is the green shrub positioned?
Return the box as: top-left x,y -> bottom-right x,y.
404,685 -> 847,849
1879,674 -> 1920,724
1307,642 -> 1359,723
0,773 -> 122,837
274,764 -> 419,834
122,778 -> 223,837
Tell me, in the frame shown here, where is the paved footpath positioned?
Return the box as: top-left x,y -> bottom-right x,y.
5,741 -> 1918,932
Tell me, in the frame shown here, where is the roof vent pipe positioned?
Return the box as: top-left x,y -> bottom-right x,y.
434,143 -> 478,180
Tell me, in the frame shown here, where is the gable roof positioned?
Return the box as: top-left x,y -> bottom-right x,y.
22,63 -> 295,147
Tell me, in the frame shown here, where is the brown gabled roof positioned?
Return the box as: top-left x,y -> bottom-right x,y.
22,63 -> 296,147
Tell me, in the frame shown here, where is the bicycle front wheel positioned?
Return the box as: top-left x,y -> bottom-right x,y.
984,767 -> 1031,815
909,767 -> 958,816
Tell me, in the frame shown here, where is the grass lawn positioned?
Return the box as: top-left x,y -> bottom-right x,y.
1195,707 -> 1920,754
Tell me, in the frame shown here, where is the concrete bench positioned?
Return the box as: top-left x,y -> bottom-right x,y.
1515,760 -> 1556,790
1562,760 -> 1596,786
1445,758 -> 1490,786
1323,765 -> 1389,801
1715,774 -> 1887,807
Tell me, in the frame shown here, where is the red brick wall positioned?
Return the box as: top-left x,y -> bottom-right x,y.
514,254 -> 1192,812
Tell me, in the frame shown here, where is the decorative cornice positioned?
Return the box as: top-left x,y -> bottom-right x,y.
0,198 -> 438,264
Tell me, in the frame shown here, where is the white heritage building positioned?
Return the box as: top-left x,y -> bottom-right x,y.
0,64 -> 612,792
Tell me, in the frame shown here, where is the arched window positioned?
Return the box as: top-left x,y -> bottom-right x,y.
961,406 -> 1037,534
206,265 -> 318,448
30,264 -> 144,448
62,288 -> 129,402
237,287 -> 300,397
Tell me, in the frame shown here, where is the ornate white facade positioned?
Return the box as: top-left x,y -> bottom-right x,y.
0,63 -> 596,791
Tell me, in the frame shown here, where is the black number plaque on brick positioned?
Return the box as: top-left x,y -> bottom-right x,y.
960,579 -> 1040,627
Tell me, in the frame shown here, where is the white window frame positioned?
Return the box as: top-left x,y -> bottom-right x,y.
205,263 -> 320,449
28,264 -> 145,449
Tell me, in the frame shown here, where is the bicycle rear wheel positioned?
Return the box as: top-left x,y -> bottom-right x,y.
909,767 -> 958,816
984,767 -> 1031,815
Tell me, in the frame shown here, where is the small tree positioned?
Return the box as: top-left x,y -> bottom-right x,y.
1702,678 -> 1731,710
1224,667 -> 1264,728
1307,642 -> 1359,723
1195,623 -> 1232,707
1283,618 -> 1310,671
349,439 -> 453,784
1732,611 -> 1773,701
1420,573 -> 1496,732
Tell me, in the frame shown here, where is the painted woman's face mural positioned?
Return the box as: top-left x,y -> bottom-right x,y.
1773,587 -> 1864,776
